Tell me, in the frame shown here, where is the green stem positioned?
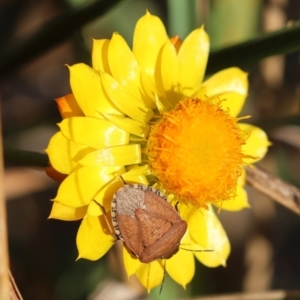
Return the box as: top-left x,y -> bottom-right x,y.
206,21 -> 300,75
167,0 -> 197,38
4,147 -> 49,168
0,0 -> 123,77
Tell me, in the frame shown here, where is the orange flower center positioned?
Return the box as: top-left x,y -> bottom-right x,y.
147,98 -> 247,208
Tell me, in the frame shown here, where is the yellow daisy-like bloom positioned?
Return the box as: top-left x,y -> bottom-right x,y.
46,12 -> 270,291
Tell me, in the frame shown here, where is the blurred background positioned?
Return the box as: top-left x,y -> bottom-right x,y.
1,0 -> 300,299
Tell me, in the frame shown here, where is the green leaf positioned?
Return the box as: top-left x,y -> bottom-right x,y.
0,0 -> 123,77
207,21 -> 300,75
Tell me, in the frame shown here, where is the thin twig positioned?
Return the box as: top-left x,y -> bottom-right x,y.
0,107 -> 10,298
245,165 -> 300,215
182,290 -> 300,300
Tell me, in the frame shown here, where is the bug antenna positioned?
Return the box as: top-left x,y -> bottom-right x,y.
180,247 -> 214,252
93,199 -> 105,213
119,176 -> 126,184
159,260 -> 167,295
93,200 -> 118,239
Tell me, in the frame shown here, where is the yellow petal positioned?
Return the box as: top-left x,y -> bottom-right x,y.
120,165 -> 150,185
45,166 -> 67,183
86,170 -> 125,217
178,26 -> 209,96
198,67 -> 248,98
84,168 -> 124,218
92,177 -> 124,214
121,165 -> 150,185
136,260 -> 164,291
123,164 -> 150,176
87,200 -> 103,217
69,63 -> 122,117
46,132 -> 92,174
219,186 -> 250,211
55,94 -> 84,119
103,113 -> 150,138
170,35 -> 183,52
123,245 -> 141,277
92,39 -> 110,73
155,94 -> 171,113
181,204 -> 208,246
79,144 -> 141,167
108,33 -> 144,101
166,249 -> 194,288
238,168 -> 246,186
77,215 -> 115,260
140,70 -> 158,107
158,40 -> 181,105
49,201 -> 87,220
193,205 -> 230,267
208,92 -> 247,118
215,169 -> 249,211
133,11 -> 168,77
58,117 -> 129,149
122,174 -> 149,185
54,166 -> 114,207
240,123 -> 271,164
101,72 -> 154,123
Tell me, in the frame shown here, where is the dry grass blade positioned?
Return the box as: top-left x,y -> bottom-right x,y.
9,270 -> 23,300
245,165 -> 300,215
0,108 -> 23,300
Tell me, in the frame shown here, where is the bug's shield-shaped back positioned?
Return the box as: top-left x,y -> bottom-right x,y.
112,185 -> 187,263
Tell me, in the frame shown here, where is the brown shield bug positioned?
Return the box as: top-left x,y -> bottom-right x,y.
111,184 -> 187,263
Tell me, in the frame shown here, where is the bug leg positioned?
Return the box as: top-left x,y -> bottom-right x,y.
93,200 -> 118,240
180,247 -> 214,252
159,259 -> 166,295
175,201 -> 180,212
119,176 -> 127,185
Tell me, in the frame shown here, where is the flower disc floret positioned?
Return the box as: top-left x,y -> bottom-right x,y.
147,98 -> 247,208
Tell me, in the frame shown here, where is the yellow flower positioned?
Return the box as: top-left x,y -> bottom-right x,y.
46,11 -> 270,291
